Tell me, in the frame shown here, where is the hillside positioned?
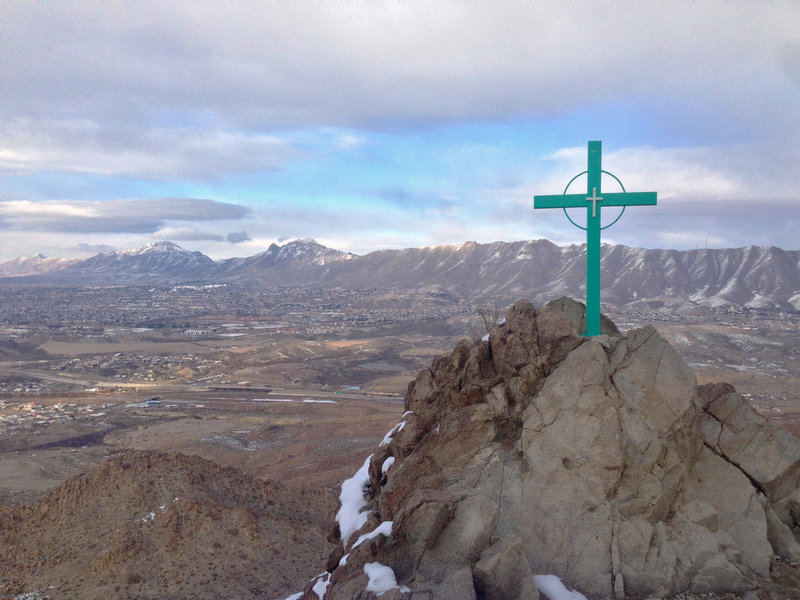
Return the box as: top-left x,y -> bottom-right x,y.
0,451 -> 336,600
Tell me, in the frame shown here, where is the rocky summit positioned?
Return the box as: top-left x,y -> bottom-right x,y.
303,297 -> 800,599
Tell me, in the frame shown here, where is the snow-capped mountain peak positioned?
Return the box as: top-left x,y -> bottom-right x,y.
120,241 -> 188,256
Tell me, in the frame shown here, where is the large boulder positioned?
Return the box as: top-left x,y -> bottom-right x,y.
301,297 -> 800,599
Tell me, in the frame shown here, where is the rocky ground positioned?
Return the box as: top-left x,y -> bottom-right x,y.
0,451 -> 336,600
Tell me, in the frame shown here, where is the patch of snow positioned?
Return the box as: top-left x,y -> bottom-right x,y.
251,397 -> 337,404
13,591 -> 49,600
533,574 -> 588,600
282,594 -> 303,600
246,440 -> 270,450
364,562 -> 409,597
379,421 -> 406,447
252,398 -> 294,402
201,434 -> 242,448
339,553 -> 349,566
353,520 -> 393,548
157,497 -> 179,512
136,496 -> 179,524
336,454 -> 373,544
481,333 -> 490,341
311,572 -> 331,599
745,293 -> 774,308
381,456 -> 395,475
137,511 -> 156,524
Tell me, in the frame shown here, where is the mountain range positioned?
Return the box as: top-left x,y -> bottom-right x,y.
2,239 -> 799,309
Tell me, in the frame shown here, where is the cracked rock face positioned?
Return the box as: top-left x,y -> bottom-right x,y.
310,298 -> 800,600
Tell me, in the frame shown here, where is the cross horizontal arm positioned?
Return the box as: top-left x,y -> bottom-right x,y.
599,191 -> 657,207
534,191 -> 657,210
534,194 -> 590,209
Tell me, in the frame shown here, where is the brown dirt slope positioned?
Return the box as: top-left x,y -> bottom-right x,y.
0,450 -> 335,600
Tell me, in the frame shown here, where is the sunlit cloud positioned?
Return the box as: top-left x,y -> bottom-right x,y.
336,134 -> 370,150
153,226 -> 225,242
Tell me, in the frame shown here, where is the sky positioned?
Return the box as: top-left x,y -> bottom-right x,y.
2,1 -> 800,260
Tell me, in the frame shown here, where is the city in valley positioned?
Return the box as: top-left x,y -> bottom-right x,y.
1,282 -> 799,507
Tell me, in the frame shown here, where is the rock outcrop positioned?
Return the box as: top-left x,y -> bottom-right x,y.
302,298 -> 800,599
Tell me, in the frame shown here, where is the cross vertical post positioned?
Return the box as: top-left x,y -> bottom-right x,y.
533,141 -> 657,337
585,141 -> 602,337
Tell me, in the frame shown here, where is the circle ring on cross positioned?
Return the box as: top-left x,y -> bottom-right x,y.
561,169 -> 626,231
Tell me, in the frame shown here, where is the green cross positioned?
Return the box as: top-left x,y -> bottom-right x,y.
534,141 -> 657,336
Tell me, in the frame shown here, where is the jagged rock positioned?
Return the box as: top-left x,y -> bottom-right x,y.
547,295 -> 620,337
698,382 -> 800,502
473,536 -> 539,600
308,297 -> 800,599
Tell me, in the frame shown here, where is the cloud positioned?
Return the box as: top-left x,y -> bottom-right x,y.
3,3 -> 797,133
0,119 -> 301,179
336,134 -> 370,150
0,197 -> 249,233
153,226 -> 225,242
494,143 -> 799,211
71,242 -> 117,254
226,231 -> 251,243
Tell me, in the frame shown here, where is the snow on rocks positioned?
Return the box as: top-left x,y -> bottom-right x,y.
335,454 -> 373,545
379,421 -> 406,447
134,496 -> 179,524
534,574 -> 588,600
311,572 -> 331,599
380,456 -> 395,475
363,562 -> 410,597
378,413 -> 412,448
352,520 -> 393,549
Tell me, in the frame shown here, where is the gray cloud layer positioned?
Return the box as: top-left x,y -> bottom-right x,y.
0,198 -> 249,233
226,231 -> 251,244
4,2 -> 798,131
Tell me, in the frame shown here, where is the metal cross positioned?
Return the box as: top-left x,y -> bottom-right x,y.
534,141 -> 657,337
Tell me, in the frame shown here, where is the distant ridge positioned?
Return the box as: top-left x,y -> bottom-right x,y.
2,239 -> 800,309
214,238 -> 355,282
0,253 -> 80,277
